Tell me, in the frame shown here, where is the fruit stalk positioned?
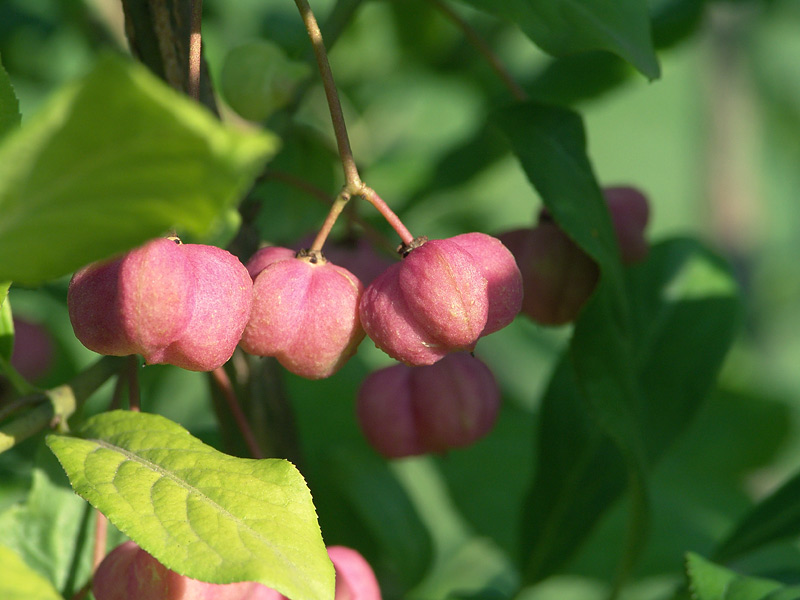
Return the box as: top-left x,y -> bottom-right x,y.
210,365 -> 265,458
360,185 -> 415,247
293,0 -> 416,249
294,0 -> 360,188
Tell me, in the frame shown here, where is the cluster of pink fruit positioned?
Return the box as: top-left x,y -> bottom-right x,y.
67,186 -> 649,458
67,232 -> 523,377
93,541 -> 381,600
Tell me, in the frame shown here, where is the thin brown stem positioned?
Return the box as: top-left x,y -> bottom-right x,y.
188,0 -> 203,101
429,0 -> 528,101
109,372 -> 126,410
262,170 -> 398,254
293,0 -> 361,187
211,367 -> 264,459
70,580 -> 92,600
310,192 -> 350,251
127,357 -> 140,412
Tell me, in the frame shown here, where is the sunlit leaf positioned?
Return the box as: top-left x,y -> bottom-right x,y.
0,545 -> 62,600
0,55 -> 278,285
686,552 -> 789,600
47,410 -> 333,600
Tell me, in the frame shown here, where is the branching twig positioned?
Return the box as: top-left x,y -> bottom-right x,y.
127,356 -> 140,412
261,170 -> 398,253
293,0 -> 416,249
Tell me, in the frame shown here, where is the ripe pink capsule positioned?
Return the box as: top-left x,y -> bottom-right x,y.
448,232 -> 523,335
357,353 -> 500,458
245,246 -> 297,280
603,185 -> 651,265
327,545 -> 383,600
240,249 -> 365,379
499,224 -> 599,326
68,238 -> 252,371
93,541 -> 281,600
359,238 -> 489,366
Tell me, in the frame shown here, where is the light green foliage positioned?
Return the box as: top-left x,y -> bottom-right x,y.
46,410 -> 334,600
0,55 -> 278,286
685,552 -> 800,600
454,0 -> 659,78
0,456 -> 103,598
0,288 -> 12,362
0,545 -> 62,600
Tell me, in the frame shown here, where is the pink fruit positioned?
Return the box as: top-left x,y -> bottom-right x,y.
93,541 -> 281,600
448,232 -> 523,335
359,238 -> 489,366
357,352 -> 500,458
604,186 -> 651,264
67,238 -> 252,372
245,246 -> 297,280
499,224 -> 599,326
240,249 -> 364,379
328,546 -> 382,600
10,317 -> 54,381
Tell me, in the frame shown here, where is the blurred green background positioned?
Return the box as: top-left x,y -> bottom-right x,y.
2,0 -> 800,598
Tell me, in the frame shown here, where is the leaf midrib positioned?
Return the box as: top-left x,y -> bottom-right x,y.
86,437 -> 294,569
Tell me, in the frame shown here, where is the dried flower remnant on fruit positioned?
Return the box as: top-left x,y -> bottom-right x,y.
241,247 -> 365,379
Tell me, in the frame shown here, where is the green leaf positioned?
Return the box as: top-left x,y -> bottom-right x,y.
46,410 -> 333,600
628,237 -> 742,461
0,450 -> 103,598
517,238 -> 741,582
714,466 -> 800,563
320,447 -> 434,589
492,102 -> 622,271
495,101 -> 648,585
0,55 -> 20,138
686,553 -> 786,600
496,101 -> 740,584
0,54 -> 278,286
455,0 -> 659,79
0,545 -> 63,600
519,356 -> 629,581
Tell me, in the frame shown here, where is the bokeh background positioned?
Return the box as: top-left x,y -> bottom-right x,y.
2,0 -> 800,598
